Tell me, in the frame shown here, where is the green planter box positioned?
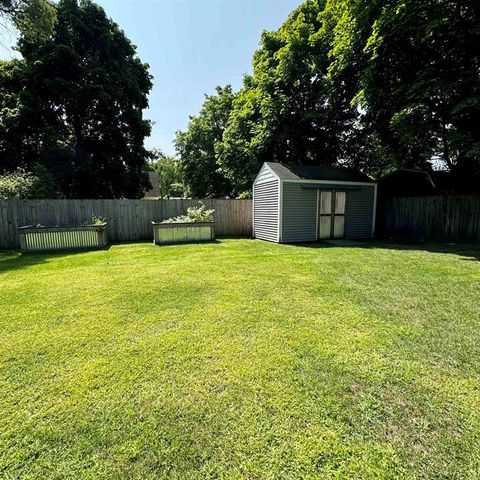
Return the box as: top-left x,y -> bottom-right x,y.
18,223 -> 108,252
152,221 -> 215,245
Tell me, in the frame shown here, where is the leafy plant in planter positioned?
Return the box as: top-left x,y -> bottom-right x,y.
91,215 -> 106,225
81,215 -> 106,226
162,201 -> 214,223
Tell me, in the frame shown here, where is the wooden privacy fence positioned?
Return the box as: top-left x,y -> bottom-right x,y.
383,195 -> 480,243
0,199 -> 252,249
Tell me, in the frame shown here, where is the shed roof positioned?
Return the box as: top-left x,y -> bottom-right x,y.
265,162 -> 375,183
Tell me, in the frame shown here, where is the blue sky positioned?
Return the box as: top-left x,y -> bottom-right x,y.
1,0 -> 303,155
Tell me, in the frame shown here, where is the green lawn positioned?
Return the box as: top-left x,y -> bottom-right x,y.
1,239 -> 480,479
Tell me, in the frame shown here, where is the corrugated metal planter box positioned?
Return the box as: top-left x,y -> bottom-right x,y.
152,222 -> 215,245
18,223 -> 108,252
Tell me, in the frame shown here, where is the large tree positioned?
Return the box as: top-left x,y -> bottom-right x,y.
217,0 -> 335,190
213,0 -> 480,191
356,0 -> 480,175
217,0 -> 354,192
0,0 -> 153,198
175,85 -> 235,198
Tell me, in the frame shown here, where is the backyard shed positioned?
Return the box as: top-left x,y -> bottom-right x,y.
253,162 -> 377,243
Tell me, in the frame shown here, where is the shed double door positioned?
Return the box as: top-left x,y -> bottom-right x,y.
318,190 -> 346,239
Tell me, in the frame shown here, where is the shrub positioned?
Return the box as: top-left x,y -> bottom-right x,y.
236,190 -> 252,199
162,201 -> 215,223
0,165 -> 61,199
0,168 -> 36,199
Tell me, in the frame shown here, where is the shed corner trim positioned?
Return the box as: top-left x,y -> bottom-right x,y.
372,183 -> 378,237
278,179 -> 283,242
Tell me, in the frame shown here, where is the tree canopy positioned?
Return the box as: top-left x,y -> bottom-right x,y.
0,0 -> 153,198
1,0 -> 479,198
178,0 -> 480,194
0,0 -> 55,40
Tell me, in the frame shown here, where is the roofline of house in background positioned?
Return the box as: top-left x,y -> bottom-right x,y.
379,168 -> 437,189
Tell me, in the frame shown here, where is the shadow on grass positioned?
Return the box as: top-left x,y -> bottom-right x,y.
289,240 -> 480,262
2,239 -> 478,277
0,245 -> 112,274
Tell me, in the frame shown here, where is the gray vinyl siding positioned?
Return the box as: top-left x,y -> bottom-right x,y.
255,164 -> 277,184
254,180 -> 279,242
281,182 -> 317,242
344,185 -> 375,239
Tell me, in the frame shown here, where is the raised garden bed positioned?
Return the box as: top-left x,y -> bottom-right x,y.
18,223 -> 108,252
152,221 -> 215,245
